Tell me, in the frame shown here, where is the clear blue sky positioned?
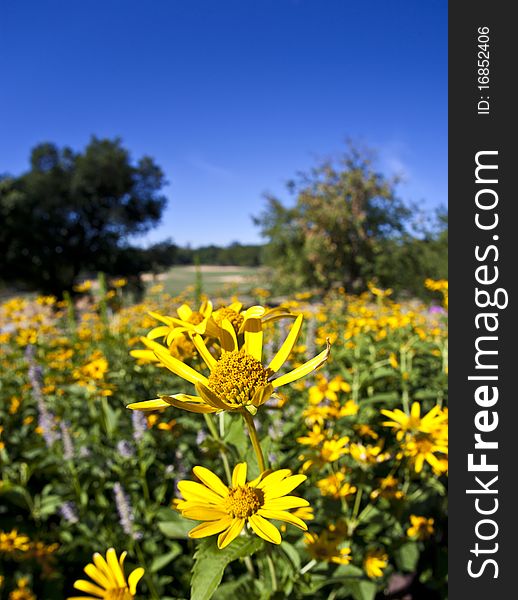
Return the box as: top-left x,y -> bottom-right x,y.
1,0 -> 447,247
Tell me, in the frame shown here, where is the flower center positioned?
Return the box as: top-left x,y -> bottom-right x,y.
105,589 -> 133,600
413,434 -> 434,453
215,308 -> 244,332
208,349 -> 272,407
188,311 -> 204,325
224,485 -> 264,518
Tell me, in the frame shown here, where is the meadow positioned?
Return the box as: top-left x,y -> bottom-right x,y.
0,277 -> 448,600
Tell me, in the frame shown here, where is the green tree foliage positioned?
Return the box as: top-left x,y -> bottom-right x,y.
0,138 -> 167,295
376,210 -> 448,297
255,144 -> 410,293
255,144 -> 446,296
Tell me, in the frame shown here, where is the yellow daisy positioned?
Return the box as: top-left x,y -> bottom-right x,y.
363,549 -> 389,578
8,578 -> 36,600
407,515 -> 435,540
381,402 -> 448,440
402,432 -> 448,473
128,312 -> 330,416
67,548 -> 144,600
146,299 -> 215,344
176,462 -> 310,549
304,531 -> 351,565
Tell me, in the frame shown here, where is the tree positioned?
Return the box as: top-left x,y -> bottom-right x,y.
254,143 -> 411,293
0,137 -> 167,295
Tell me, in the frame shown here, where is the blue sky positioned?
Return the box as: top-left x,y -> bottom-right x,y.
1,0 -> 447,247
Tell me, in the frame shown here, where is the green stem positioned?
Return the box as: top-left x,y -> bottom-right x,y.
137,447 -> 151,503
242,410 -> 266,472
266,551 -> 278,592
300,558 -> 317,575
244,555 -> 255,577
134,540 -> 160,600
203,414 -> 232,484
351,487 -> 363,521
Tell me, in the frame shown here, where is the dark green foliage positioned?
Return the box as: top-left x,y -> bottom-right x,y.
0,137 -> 167,295
255,143 -> 447,297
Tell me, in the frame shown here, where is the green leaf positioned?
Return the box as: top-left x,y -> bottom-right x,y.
223,416 -> 249,456
191,536 -> 264,600
158,511 -> 193,539
279,541 -> 301,571
333,564 -> 364,578
149,544 -> 182,572
395,541 -> 420,572
350,579 -> 377,600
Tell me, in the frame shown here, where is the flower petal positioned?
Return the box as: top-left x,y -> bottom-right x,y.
181,507 -> 229,520
190,333 -> 217,369
262,474 -> 307,499
188,517 -> 234,539
92,553 -> 117,587
73,580 -> 106,597
178,480 -> 226,503
271,341 -> 330,388
126,399 -> 170,411
129,349 -> 158,361
152,343 -> 209,387
177,304 -> 193,321
256,469 -> 292,490
106,548 -> 126,588
193,466 -> 229,497
165,394 -> 218,414
147,325 -> 172,340
268,314 -> 303,372
258,509 -> 308,530
128,567 -> 145,595
244,318 -> 263,361
84,564 -> 111,589
219,319 -> 238,352
262,496 -> 310,510
196,383 -> 232,411
248,514 -> 282,544
217,518 -> 245,549
232,463 -> 247,487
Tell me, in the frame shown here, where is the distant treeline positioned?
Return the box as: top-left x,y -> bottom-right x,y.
138,240 -> 264,272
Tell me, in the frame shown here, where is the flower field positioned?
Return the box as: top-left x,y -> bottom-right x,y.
0,280 -> 448,599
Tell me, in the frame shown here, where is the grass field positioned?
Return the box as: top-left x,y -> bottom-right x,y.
142,265 -> 265,297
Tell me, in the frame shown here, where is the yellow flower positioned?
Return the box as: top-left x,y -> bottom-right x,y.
407,515 -> 435,540
8,578 -> 36,600
112,278 -> 127,288
300,436 -> 349,471
74,280 -> 93,293
304,531 -> 351,565
363,549 -> 388,578
9,396 -> 22,414
67,548 -> 144,600
349,443 -> 389,466
128,312 -> 330,415
370,475 -> 404,500
297,425 -> 326,447
316,471 -> 357,499
402,431 -> 448,473
335,400 -> 359,418
309,375 -> 351,405
176,462 -> 309,549
388,352 -> 399,369
353,424 -> 379,440
146,300 -> 215,344
381,402 -> 448,440
0,529 -> 30,554
368,282 -> 393,298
